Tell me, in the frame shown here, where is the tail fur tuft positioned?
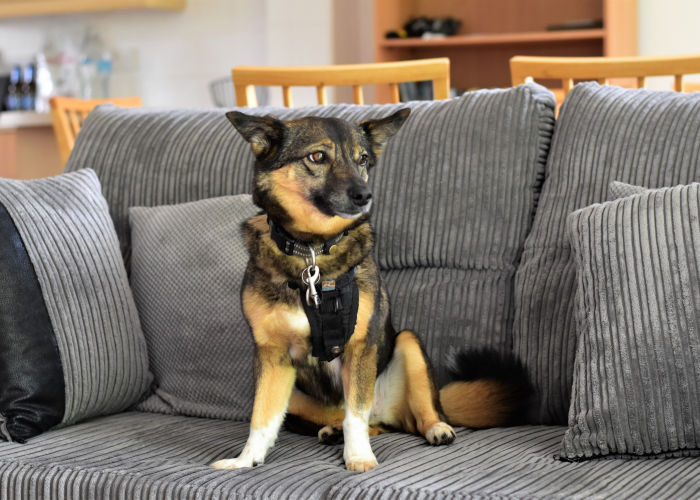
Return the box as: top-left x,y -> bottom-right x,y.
439,349 -> 532,428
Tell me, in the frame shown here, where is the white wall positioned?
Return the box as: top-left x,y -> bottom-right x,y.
263,0 -> 334,107
638,0 -> 700,88
0,0 -> 336,108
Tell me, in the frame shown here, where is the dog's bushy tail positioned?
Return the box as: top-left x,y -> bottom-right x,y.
439,349 -> 532,428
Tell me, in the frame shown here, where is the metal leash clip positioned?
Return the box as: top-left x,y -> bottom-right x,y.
301,246 -> 321,308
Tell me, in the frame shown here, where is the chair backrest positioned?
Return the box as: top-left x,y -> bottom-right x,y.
50,96 -> 143,164
232,58 -> 450,107
510,54 -> 700,107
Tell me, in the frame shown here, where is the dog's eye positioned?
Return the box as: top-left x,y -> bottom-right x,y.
308,151 -> 326,163
359,154 -> 369,167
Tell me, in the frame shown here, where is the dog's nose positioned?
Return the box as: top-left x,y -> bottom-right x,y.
348,184 -> 373,207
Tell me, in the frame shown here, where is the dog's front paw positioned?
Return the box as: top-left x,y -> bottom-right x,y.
210,457 -> 257,469
345,454 -> 378,472
425,421 -> 456,446
318,425 -> 344,445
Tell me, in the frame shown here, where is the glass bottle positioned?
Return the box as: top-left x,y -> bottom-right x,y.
21,64 -> 37,110
6,65 -> 21,111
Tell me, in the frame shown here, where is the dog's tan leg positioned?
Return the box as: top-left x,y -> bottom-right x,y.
288,388 -> 345,426
341,291 -> 379,472
288,389 -> 389,444
212,289 -> 302,469
288,388 -> 347,444
212,345 -> 295,469
395,330 -> 456,445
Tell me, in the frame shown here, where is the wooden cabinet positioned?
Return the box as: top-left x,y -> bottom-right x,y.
374,0 -> 637,94
0,113 -> 62,180
0,0 -> 185,18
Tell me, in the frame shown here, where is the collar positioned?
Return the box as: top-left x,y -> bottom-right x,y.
268,217 -> 347,258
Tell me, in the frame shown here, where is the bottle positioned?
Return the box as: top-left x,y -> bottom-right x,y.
34,53 -> 54,113
6,65 -> 21,111
79,29 -> 111,99
95,51 -> 112,99
21,64 -> 36,110
44,34 -> 79,98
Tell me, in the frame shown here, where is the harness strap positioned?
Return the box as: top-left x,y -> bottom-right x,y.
291,267 -> 359,362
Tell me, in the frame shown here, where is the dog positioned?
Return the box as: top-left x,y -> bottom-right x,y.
211,109 -> 531,472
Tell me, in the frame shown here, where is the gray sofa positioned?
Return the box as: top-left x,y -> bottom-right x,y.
2,82 -> 700,499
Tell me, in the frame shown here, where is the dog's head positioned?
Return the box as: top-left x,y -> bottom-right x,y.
226,108 -> 409,239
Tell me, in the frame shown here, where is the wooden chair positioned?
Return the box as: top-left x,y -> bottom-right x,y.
510,54 -> 700,108
50,96 -> 143,164
684,81 -> 700,93
232,58 -> 450,107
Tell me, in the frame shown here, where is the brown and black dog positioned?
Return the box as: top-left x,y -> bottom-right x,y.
211,109 -> 530,472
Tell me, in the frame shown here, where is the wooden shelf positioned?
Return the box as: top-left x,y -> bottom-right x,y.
380,29 -> 605,49
0,0 -> 185,18
373,0 -> 638,101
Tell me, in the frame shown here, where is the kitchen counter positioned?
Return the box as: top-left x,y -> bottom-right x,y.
0,111 -> 62,179
0,111 -> 53,130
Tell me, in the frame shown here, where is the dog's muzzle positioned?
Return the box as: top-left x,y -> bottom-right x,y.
348,183 -> 372,209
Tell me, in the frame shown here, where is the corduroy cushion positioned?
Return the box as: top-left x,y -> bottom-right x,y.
514,83 -> 700,424
129,195 -> 258,421
0,170 -> 151,442
562,183 -> 700,460
2,412 -> 700,499
66,84 -> 555,384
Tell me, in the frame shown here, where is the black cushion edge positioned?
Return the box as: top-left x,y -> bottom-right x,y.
0,202 -> 65,443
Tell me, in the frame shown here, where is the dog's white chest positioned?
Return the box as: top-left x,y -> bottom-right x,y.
285,307 -> 312,361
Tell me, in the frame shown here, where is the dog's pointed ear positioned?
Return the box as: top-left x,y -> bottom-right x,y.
359,108 -> 410,158
226,111 -> 285,159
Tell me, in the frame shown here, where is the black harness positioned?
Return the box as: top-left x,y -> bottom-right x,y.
269,219 -> 359,362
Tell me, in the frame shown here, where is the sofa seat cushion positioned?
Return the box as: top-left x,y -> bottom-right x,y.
1,412 -> 698,499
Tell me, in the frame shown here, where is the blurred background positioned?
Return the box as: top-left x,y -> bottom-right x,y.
0,0 -> 698,177
1,0 -> 698,109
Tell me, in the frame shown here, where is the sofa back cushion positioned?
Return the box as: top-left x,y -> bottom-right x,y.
66,85 -> 554,385
514,82 -> 700,424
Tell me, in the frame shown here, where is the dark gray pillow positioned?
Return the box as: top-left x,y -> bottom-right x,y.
0,169 -> 152,442
130,195 -> 258,421
608,181 -> 647,199
562,183 -> 700,460
514,83 -> 700,424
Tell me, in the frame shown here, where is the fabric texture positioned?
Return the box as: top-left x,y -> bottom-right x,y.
608,180 -> 647,199
1,411 -> 699,499
66,84 -> 555,384
0,170 -> 151,441
514,83 -> 700,424
130,195 -> 258,421
562,184 -> 700,460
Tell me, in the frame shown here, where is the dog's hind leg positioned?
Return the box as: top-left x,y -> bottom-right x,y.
287,388 -> 346,444
394,330 -> 456,446
288,388 -> 345,425
287,390 -> 391,444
